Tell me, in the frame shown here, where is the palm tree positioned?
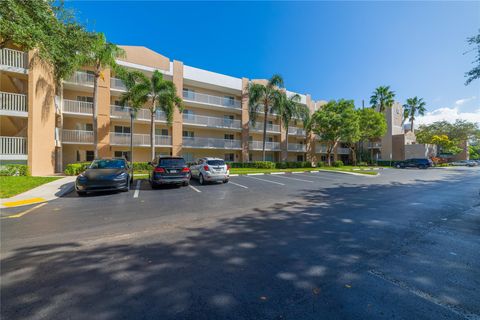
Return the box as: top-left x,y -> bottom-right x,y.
247,75 -> 284,161
403,96 -> 426,133
296,103 -> 313,161
122,70 -> 183,160
370,86 -> 395,113
277,92 -> 301,156
81,33 -> 125,157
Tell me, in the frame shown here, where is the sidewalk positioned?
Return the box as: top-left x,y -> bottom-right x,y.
0,176 -> 76,209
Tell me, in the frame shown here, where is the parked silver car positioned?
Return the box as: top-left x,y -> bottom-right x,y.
189,157 -> 230,185
450,160 -> 478,167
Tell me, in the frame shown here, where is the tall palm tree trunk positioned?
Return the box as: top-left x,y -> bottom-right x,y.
370,142 -> 374,164
285,126 -> 289,160
262,106 -> 268,161
92,75 -> 99,158
410,118 -> 414,134
150,105 -> 156,161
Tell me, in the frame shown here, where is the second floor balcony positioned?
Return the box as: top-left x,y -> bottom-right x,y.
65,71 -> 94,86
110,105 -> 167,122
63,99 -> 93,115
0,136 -> 27,160
250,122 -> 281,133
0,92 -> 28,115
368,142 -> 382,149
110,77 -> 127,91
183,90 -> 241,110
288,126 -> 306,136
0,48 -> 28,72
62,129 -> 94,144
287,143 -> 306,152
249,141 -> 281,151
110,133 -> 172,147
182,137 -> 242,150
183,114 -> 241,130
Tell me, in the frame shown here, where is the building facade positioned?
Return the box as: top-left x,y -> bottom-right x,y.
1,45 -> 353,175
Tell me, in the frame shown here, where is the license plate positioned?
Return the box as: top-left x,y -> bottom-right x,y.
170,170 -> 178,173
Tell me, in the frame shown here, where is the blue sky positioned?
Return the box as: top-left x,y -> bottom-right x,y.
66,1 -> 480,123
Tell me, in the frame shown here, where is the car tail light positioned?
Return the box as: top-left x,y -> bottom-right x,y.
181,167 -> 190,173
226,164 -> 230,170
203,165 -> 210,171
154,167 -> 165,173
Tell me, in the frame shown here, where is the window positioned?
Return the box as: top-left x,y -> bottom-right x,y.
114,151 -> 131,161
224,134 -> 234,140
114,100 -> 123,106
77,96 -> 93,103
267,137 -> 274,143
223,115 -> 234,126
184,109 -> 195,120
156,128 -> 169,136
159,158 -> 186,167
183,152 -> 194,162
76,150 -> 81,162
76,123 -> 93,131
223,96 -> 235,106
224,153 -> 234,162
265,153 -> 274,162
297,155 -> 304,162
114,126 -> 131,134
249,153 -> 253,162
183,131 -> 194,138
183,88 -> 195,100
90,158 -> 126,169
248,136 -> 253,142
86,150 -> 95,161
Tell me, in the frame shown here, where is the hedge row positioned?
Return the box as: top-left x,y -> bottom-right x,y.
0,164 -> 29,176
226,161 -> 344,169
64,161 -> 153,175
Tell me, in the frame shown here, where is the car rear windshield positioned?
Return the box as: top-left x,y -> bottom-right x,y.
159,158 -> 186,167
90,159 -> 126,169
207,160 -> 225,166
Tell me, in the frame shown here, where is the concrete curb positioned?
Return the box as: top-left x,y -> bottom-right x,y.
1,176 -> 76,209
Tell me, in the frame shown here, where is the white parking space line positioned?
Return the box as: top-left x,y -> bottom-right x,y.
272,175 -> 314,183
188,185 -> 202,193
133,180 -> 141,198
229,181 -> 249,189
248,176 -> 285,186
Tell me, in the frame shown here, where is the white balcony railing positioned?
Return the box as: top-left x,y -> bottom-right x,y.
0,92 -> 27,112
63,99 -> 93,115
66,71 -> 95,86
110,133 -> 172,147
182,137 -> 242,149
110,105 -> 167,122
250,122 -> 281,133
249,141 -> 281,151
183,114 -> 241,129
337,147 -> 350,155
1,136 -> 27,155
368,142 -> 382,149
288,127 -> 306,136
0,48 -> 28,70
62,130 -> 94,144
287,143 -> 306,152
183,90 -> 241,109
316,144 -> 327,153
111,77 -> 127,91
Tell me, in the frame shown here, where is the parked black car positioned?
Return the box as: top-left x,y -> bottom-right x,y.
75,158 -> 133,195
394,158 -> 433,169
149,156 -> 190,188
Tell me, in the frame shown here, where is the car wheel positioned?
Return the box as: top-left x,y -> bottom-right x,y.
183,181 -> 189,186
199,174 -> 205,185
223,179 -> 229,184
418,164 -> 426,169
77,191 -> 87,196
395,164 -> 401,169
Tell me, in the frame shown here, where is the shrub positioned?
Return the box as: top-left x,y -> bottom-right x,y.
64,162 -> 90,176
316,161 -> 325,167
0,164 -> 29,176
132,162 -> 150,172
275,162 -> 287,169
332,160 -> 344,167
358,161 -> 368,167
376,160 -> 394,167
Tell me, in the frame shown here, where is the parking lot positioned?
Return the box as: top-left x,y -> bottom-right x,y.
1,167 -> 480,320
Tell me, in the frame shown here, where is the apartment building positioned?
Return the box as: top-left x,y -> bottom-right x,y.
0,44 -> 352,176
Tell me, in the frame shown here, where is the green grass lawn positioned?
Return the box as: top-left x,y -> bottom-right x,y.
230,166 -> 379,175
0,176 -> 61,199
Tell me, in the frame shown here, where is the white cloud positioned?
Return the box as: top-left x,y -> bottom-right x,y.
454,96 -> 476,106
416,107 -> 480,125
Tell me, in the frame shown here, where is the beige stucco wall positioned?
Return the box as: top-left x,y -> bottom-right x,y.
118,46 -> 170,71
241,78 -> 250,162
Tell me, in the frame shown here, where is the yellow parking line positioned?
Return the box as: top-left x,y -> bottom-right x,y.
2,197 -> 46,207
3,203 -> 47,219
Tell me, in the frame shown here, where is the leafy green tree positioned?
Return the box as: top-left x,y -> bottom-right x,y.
403,96 -> 426,133
311,99 -> 357,166
469,144 -> 480,160
358,108 -> 387,163
248,75 -> 284,161
342,109 -> 361,165
0,0 -> 91,84
416,120 -> 479,144
79,33 -> 125,157
431,135 -> 462,155
370,86 -> 395,112
465,29 -> 480,86
120,70 -> 183,160
277,92 -> 301,154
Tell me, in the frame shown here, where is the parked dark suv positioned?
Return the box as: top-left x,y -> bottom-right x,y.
149,156 -> 191,188
394,158 -> 433,169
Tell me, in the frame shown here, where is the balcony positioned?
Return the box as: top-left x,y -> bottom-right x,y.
0,136 -> 27,160
0,92 -> 28,116
0,48 -> 28,73
337,147 -> 350,155
183,114 -> 241,130
62,130 -> 93,144
111,77 -> 126,91
368,142 -> 382,149
249,141 -> 281,151
65,71 -> 94,86
315,144 -> 327,153
110,133 -> 172,147
288,126 -> 306,136
110,105 -> 167,122
63,99 -> 93,115
182,90 -> 241,110
250,122 -> 281,133
287,143 -> 306,152
182,137 -> 242,150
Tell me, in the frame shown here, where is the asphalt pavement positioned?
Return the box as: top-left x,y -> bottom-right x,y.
1,167 -> 479,320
